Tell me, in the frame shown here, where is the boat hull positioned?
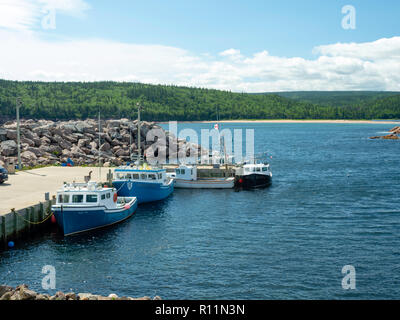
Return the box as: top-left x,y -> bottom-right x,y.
52,199 -> 138,236
235,173 -> 272,189
113,180 -> 174,204
174,178 -> 234,189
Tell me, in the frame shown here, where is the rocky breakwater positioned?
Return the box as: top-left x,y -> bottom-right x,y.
0,284 -> 161,300
370,126 -> 400,140
0,119 -> 207,168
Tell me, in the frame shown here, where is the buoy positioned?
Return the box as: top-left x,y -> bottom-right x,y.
113,193 -> 118,202
239,178 -> 243,184
8,241 -> 14,248
51,214 -> 57,224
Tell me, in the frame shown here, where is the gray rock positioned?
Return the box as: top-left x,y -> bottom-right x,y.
0,128 -> 7,142
0,291 -> 14,300
0,285 -> 13,297
100,142 -> 111,152
6,129 -> 17,140
65,292 -> 77,300
78,293 -> 98,300
21,150 -> 37,161
1,140 -> 17,156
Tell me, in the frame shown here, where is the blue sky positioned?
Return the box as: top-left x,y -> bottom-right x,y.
50,0 -> 400,58
0,0 -> 400,91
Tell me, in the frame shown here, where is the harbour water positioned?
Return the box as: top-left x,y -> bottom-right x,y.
1,122 -> 400,299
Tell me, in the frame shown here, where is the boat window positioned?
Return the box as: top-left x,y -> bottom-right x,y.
101,194 -> 106,200
245,167 -> 250,172
106,193 -> 111,199
176,169 -> 180,174
262,167 -> 268,172
252,167 -> 256,172
126,174 -> 132,179
158,173 -> 162,179
191,169 -> 193,175
86,195 -> 98,203
72,195 -> 84,203
58,194 -> 69,203
181,169 -> 185,175
256,167 -> 261,172
117,173 -> 124,179
148,174 -> 156,180
132,173 -> 139,180
141,174 -> 147,180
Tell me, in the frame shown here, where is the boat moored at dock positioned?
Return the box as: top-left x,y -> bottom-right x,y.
51,182 -> 137,236
168,164 -> 234,189
235,160 -> 272,189
113,164 -> 174,204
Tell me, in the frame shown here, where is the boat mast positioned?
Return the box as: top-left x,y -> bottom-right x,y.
137,102 -> 142,164
98,109 -> 101,181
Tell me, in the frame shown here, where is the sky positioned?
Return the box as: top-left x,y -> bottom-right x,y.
0,0 -> 399,92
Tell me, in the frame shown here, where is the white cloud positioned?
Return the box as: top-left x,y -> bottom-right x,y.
0,0 -> 90,30
0,26 -> 399,92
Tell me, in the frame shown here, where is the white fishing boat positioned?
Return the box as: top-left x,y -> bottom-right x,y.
168,164 -> 234,189
235,159 -> 272,189
52,181 -> 137,236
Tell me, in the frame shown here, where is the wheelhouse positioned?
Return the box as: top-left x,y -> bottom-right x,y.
56,182 -> 116,207
114,167 -> 168,184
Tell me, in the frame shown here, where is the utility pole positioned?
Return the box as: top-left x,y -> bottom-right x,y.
16,97 -> 22,170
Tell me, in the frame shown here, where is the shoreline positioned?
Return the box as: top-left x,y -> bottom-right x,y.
166,120 -> 400,124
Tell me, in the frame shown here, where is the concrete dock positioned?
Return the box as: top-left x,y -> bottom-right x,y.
0,166 -> 105,247
0,166 -> 103,215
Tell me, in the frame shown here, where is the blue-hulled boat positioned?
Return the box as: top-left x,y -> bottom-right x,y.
112,102 -> 174,203
51,182 -> 137,236
112,164 -> 174,204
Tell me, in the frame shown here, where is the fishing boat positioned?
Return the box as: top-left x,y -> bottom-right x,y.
112,102 -> 174,203
235,159 -> 272,189
113,163 -> 174,203
51,181 -> 137,236
168,164 -> 234,189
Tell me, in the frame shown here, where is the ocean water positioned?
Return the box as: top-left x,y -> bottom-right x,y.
1,122 -> 400,299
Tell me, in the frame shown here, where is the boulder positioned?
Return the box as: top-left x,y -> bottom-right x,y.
6,129 -> 17,140
21,150 -> 37,161
0,285 -> 13,297
65,292 -> 77,300
100,142 -> 111,152
0,128 -> 7,141
1,140 -> 17,156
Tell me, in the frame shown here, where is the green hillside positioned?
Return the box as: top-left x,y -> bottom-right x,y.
0,80 -> 399,121
271,91 -> 399,108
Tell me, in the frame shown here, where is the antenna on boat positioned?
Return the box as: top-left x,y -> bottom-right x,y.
137,102 -> 142,165
98,109 -> 101,182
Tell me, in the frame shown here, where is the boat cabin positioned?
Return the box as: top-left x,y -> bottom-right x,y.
235,160 -> 271,177
114,166 -> 168,184
174,165 -> 197,181
56,182 -> 117,207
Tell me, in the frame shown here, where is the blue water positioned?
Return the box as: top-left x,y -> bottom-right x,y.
1,123 -> 400,299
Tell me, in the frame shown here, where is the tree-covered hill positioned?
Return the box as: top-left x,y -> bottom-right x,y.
0,80 -> 399,121
271,91 -> 399,108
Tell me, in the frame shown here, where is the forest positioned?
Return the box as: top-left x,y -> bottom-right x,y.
0,80 -> 399,121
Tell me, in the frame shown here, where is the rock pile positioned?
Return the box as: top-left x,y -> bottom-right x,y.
0,119 -> 207,168
0,284 -> 161,301
370,126 -> 400,140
